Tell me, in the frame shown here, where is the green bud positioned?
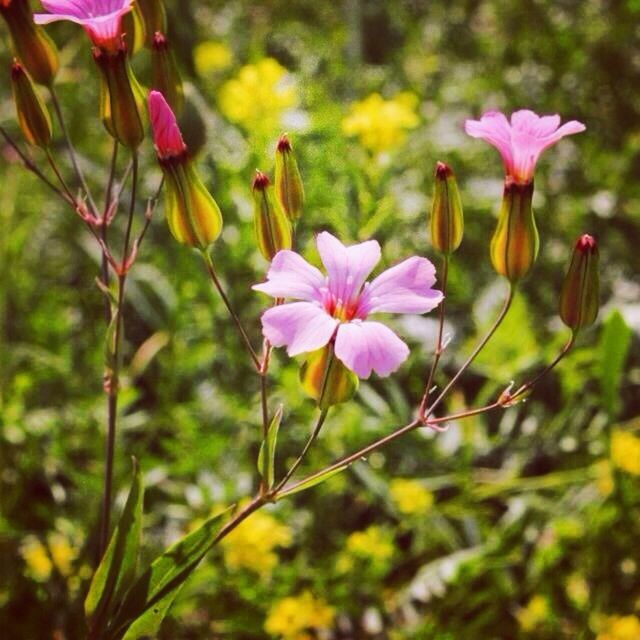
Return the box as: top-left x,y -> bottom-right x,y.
0,0 -> 59,86
274,134 -> 304,223
10,59 -> 52,148
252,170 -> 292,261
151,31 -> 184,115
300,346 -> 358,410
122,3 -> 146,55
490,181 -> 539,282
161,159 -> 223,249
92,41 -> 145,149
136,0 -> 167,47
559,234 -> 599,332
430,161 -> 464,255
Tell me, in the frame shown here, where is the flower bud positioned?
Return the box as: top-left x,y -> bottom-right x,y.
0,0 -> 59,86
559,234 -> 599,332
136,0 -> 167,47
122,3 -> 146,55
92,41 -> 145,149
252,171 -> 292,261
300,346 -> 358,409
151,32 -> 184,115
490,181 -> 539,282
274,134 -> 304,223
10,60 -> 52,148
148,90 -> 223,249
430,161 -> 464,255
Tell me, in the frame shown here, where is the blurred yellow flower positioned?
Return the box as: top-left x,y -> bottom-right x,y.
218,58 -> 297,136
264,591 -> 334,640
346,525 -> 394,562
20,536 -> 52,582
389,478 -> 434,515
595,459 -> 614,496
47,532 -> 78,577
194,41 -> 233,76
597,615 -> 640,640
566,574 -> 590,607
342,92 -> 419,154
220,509 -> 292,577
611,430 -> 640,475
516,595 -> 549,632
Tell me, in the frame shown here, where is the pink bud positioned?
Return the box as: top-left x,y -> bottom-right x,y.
148,90 -> 187,160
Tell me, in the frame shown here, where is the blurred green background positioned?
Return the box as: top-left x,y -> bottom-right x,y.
1,0 -> 639,638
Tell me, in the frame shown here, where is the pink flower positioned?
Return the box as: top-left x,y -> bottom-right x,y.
34,0 -> 133,49
253,232 -> 443,379
464,110 -> 585,185
148,90 -> 187,160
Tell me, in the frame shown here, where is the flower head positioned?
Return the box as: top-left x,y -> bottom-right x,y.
464,109 -> 585,185
253,232 -> 443,378
34,0 -> 133,50
148,89 -> 187,160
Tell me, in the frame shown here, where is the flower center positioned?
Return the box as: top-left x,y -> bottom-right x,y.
322,292 -> 359,322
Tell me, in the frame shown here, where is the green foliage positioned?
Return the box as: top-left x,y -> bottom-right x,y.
598,310 -> 632,417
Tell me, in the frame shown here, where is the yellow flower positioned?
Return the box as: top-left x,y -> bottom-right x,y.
342,92 -> 419,154
516,595 -> 549,632
611,430 -> 640,475
389,478 -> 434,515
47,532 -> 78,577
218,58 -> 297,137
194,41 -> 233,75
220,509 -> 292,577
20,536 -> 52,582
345,525 -> 394,563
597,615 -> 640,640
595,459 -> 614,496
264,591 -> 334,639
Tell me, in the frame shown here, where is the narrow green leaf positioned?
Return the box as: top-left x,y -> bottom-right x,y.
598,309 -> 632,417
85,458 -> 143,636
107,507 -> 230,640
277,464 -> 348,499
257,404 -> 283,488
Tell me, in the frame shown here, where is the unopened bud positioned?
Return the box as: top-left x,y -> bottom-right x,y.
10,60 -> 52,148
122,3 -> 146,55
490,181 -> 539,282
430,161 -> 464,255
151,32 -> 184,115
92,41 -> 145,148
274,134 -> 304,223
148,90 -> 222,249
300,346 -> 358,409
136,0 -> 167,47
252,170 -> 292,261
559,234 -> 599,332
0,0 -> 59,85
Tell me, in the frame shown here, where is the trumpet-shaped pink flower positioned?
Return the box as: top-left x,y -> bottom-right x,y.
34,0 -> 133,49
148,90 -> 187,160
464,110 -> 585,185
253,232 -> 444,378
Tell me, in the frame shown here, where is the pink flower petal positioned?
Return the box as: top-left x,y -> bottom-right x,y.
358,256 -> 444,316
334,321 -> 409,378
464,111 -> 514,176
261,302 -> 337,357
253,250 -> 325,302
316,231 -> 380,304
148,90 -> 187,159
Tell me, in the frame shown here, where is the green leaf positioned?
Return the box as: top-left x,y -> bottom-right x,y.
598,309 -> 632,417
257,404 -> 283,489
277,464 -> 348,499
107,507 -> 231,640
85,458 -> 143,636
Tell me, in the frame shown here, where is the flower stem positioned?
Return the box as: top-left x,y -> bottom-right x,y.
201,250 -> 261,370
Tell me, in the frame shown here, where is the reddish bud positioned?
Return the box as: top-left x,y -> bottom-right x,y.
10,59 -> 52,148
252,170 -> 292,260
430,161 -> 464,255
150,31 -> 184,115
274,134 -> 304,223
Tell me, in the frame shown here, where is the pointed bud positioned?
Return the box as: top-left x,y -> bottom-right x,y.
252,170 -> 292,261
300,346 -> 358,409
122,3 -> 146,55
10,60 -> 52,148
274,134 -> 304,223
0,0 -> 59,86
151,32 -> 184,115
430,161 -> 464,255
490,181 -> 539,282
136,0 -> 167,47
560,234 -> 599,332
92,41 -> 145,148
148,91 -> 223,249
